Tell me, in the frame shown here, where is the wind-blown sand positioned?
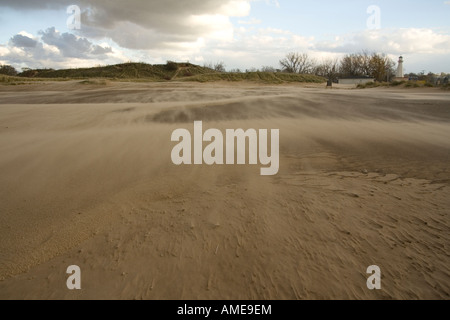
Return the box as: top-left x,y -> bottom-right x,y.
0,81 -> 449,300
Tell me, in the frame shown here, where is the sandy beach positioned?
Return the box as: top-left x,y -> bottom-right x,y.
0,81 -> 449,299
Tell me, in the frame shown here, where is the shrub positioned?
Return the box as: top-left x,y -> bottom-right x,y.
0,65 -> 18,76
214,61 -> 226,73
391,80 -> 405,86
405,82 -> 419,88
166,61 -> 178,71
79,79 -> 108,85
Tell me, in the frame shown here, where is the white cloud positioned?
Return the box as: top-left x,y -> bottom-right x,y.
315,28 -> 450,55
201,27 -> 316,70
76,0 -> 252,51
219,0 -> 251,16
1,30 -> 125,70
199,26 -> 450,73
18,31 -> 35,39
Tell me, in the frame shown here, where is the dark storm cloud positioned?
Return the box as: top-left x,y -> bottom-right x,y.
0,0 -> 72,10
0,0 -> 250,49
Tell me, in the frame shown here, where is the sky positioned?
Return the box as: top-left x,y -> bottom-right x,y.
0,0 -> 449,73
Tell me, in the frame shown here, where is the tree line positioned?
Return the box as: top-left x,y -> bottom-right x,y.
204,51 -> 398,82
0,64 -> 18,76
2,54 -> 447,83
279,51 -> 396,82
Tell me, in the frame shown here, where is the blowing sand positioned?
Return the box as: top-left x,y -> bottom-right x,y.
0,81 -> 449,300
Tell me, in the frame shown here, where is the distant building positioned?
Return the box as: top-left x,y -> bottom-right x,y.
338,77 -> 375,85
394,56 -> 408,81
396,56 -> 404,78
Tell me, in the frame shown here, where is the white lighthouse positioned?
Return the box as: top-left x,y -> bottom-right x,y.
396,56 -> 404,79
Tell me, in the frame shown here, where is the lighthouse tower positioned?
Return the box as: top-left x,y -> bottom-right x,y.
396,56 -> 404,79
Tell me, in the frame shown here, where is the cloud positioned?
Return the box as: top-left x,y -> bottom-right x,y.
1,29 -> 119,70
0,0 -> 72,10
91,44 -> 113,55
10,34 -> 38,48
1,0 -> 252,50
39,27 -> 112,58
315,28 -> 450,55
77,0 -> 251,50
199,26 -> 450,73
198,27 -> 316,71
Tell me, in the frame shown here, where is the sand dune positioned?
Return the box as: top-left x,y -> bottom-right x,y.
0,81 -> 449,299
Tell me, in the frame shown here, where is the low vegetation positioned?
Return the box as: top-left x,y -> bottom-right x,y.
0,74 -> 71,85
78,79 -> 109,85
1,57 -> 445,87
0,62 -> 325,85
180,71 -> 325,84
19,62 -> 183,80
357,80 -> 439,89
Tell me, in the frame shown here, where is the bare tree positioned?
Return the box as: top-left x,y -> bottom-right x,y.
261,66 -> 276,72
203,61 -> 226,72
314,58 -> 339,81
203,62 -> 214,70
280,52 -> 315,74
214,61 -> 226,73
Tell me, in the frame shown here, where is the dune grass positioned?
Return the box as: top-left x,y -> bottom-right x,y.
18,62 -> 214,81
0,75 -> 23,85
14,62 -> 326,85
357,80 -> 439,89
180,72 -> 325,84
0,74 -> 71,85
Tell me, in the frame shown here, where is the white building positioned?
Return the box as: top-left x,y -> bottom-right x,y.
395,56 -> 405,80
338,77 -> 375,85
